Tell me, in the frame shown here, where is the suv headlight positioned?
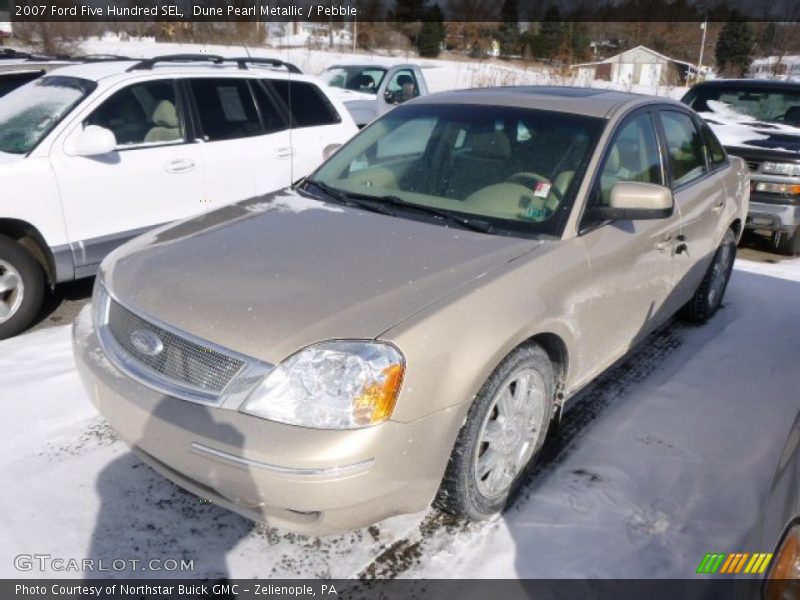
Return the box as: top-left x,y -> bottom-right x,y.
762,162 -> 800,177
239,341 -> 405,429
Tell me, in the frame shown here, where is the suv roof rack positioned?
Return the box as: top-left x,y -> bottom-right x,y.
74,54 -> 131,63
126,54 -> 302,74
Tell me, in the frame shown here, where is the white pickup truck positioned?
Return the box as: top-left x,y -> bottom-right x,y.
320,63 -> 430,127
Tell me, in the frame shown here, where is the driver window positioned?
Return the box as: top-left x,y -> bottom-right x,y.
85,80 -> 184,147
597,112 -> 662,206
385,70 -> 419,104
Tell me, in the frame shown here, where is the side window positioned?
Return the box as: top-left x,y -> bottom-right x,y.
86,80 -> 184,147
385,69 -> 419,104
659,110 -> 708,187
190,78 -> 262,142
250,80 -> 287,134
700,121 -> 727,166
267,80 -> 341,128
596,112 -> 663,206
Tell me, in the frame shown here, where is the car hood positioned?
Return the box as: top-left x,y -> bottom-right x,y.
700,110 -> 800,156
102,189 -> 539,363
327,87 -> 376,103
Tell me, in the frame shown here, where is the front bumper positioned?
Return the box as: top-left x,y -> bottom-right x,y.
72,304 -> 462,534
746,197 -> 800,232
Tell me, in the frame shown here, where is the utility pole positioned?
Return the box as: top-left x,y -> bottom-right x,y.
696,19 -> 708,84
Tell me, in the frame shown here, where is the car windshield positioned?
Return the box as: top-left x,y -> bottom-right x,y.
684,84 -> 800,127
309,103 -> 603,237
0,75 -> 95,154
321,66 -> 388,95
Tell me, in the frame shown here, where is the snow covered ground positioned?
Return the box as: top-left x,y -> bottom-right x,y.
2,254 -> 799,579
77,35 -> 689,100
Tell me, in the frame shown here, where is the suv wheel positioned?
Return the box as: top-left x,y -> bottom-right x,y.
0,235 -> 45,340
774,227 -> 800,257
679,228 -> 736,324
435,344 -> 554,520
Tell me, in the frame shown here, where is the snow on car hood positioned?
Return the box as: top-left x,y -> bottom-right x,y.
101,188 -> 538,364
0,151 -> 23,164
700,100 -> 800,155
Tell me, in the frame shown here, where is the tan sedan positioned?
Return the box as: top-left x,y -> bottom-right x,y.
73,87 -> 749,534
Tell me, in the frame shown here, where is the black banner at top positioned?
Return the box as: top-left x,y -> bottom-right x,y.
6,0 -> 800,22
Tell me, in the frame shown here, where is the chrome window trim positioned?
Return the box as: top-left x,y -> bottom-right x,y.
95,284 -> 272,408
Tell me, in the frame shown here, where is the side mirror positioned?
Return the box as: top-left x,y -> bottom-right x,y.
383,89 -> 397,105
71,125 -> 117,157
591,181 -> 674,221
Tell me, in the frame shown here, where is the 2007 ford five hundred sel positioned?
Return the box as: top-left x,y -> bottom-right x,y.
73,87 -> 749,534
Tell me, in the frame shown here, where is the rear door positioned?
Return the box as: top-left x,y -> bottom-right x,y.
266,78 -> 351,180
576,109 -> 681,369
187,76 -> 291,204
655,108 -> 722,307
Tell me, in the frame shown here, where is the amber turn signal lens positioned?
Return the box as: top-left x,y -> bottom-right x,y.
352,363 -> 405,426
764,525 -> 800,600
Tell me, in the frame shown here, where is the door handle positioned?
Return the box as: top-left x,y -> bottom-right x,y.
711,198 -> 725,213
654,235 -> 673,252
275,147 -> 293,160
166,159 -> 195,174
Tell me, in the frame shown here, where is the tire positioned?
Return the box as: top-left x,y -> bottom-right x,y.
0,235 -> 45,340
434,344 -> 555,520
679,228 -> 736,324
774,227 -> 800,257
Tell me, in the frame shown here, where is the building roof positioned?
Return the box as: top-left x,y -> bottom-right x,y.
571,45 -> 696,70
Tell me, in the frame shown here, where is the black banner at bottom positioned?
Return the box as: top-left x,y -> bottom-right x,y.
1,578 -> 771,600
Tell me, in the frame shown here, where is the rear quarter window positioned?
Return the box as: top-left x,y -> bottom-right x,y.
267,79 -> 342,128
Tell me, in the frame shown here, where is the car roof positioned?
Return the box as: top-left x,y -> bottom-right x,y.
44,59 -> 307,84
413,86 -> 679,118
326,63 -> 418,70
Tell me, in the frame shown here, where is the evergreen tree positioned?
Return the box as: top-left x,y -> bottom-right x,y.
498,0 -> 519,59
537,6 -> 564,60
417,4 -> 445,57
715,15 -> 754,77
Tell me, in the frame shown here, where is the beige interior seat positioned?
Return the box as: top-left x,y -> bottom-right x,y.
144,100 -> 181,144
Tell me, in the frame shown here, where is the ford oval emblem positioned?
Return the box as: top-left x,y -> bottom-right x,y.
130,329 -> 164,357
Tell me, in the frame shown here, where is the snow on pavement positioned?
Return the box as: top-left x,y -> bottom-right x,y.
1,256 -> 799,578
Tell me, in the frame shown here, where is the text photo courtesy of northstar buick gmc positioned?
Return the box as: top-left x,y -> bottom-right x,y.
72,87 -> 749,534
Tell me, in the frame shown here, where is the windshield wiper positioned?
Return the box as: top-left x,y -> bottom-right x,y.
305,181 -> 494,234
304,180 -> 396,216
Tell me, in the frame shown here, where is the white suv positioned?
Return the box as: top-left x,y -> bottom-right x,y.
0,55 -> 358,338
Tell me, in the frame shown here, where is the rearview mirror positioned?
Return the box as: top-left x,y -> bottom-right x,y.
591,181 -> 674,221
71,125 -> 117,157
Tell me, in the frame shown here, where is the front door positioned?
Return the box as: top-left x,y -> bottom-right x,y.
52,78 -> 205,272
575,110 -> 680,379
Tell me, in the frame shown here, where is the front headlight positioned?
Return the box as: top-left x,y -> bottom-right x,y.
239,341 -> 405,429
762,162 -> 800,177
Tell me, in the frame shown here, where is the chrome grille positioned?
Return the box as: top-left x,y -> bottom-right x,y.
106,299 -> 245,394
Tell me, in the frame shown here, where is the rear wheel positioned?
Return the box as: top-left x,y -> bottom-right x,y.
0,235 -> 45,340
679,228 -> 736,324
435,344 -> 555,520
774,227 -> 800,257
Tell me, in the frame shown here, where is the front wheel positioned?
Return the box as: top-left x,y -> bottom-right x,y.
0,235 -> 46,340
679,228 -> 736,324
435,344 -> 555,520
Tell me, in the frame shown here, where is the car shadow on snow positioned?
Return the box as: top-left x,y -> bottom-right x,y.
506,269 -> 800,580
87,397 -> 257,581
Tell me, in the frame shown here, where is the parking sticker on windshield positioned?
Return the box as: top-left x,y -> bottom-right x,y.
534,181 -> 551,198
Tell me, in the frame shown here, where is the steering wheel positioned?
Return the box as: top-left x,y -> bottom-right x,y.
507,171 -> 564,204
